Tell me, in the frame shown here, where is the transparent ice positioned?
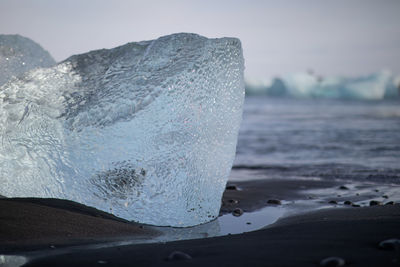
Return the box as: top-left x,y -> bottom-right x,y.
0,33 -> 245,227
0,34 -> 55,86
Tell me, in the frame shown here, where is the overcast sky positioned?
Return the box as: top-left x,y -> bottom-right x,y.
1,0 -> 399,81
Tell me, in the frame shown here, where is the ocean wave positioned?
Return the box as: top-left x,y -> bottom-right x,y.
232,163 -> 400,184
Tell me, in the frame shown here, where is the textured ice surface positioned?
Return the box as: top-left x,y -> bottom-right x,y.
0,34 -> 55,86
246,71 -> 399,100
0,33 -> 245,227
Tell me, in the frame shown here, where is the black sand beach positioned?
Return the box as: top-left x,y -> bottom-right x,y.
1,178 -> 399,267
0,198 -> 159,251
22,205 -> 400,267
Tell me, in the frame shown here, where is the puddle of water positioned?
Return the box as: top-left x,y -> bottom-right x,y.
217,206 -> 285,235
143,205 -> 286,243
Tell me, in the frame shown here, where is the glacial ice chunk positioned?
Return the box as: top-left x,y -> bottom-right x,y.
0,33 -> 245,227
283,70 -> 396,100
0,34 -> 55,86
245,71 -> 399,100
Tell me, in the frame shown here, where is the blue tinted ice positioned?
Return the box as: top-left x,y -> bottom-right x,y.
0,34 -> 55,86
246,71 -> 399,100
0,33 -> 245,227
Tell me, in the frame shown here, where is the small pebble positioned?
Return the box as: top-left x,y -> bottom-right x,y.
226,185 -> 237,190
378,239 -> 400,250
352,204 -> 361,207
320,256 -> 345,267
382,195 -> 389,199
166,251 -> 192,261
375,189 -> 380,192
227,199 -> 239,204
49,245 -> 56,249
232,208 -> 244,217
97,260 -> 107,264
385,201 -> 395,205
343,200 -> 352,205
356,193 -> 360,196
246,222 -> 251,225
329,200 -> 338,205
370,200 -> 383,206
339,186 -> 349,190
267,199 -> 281,205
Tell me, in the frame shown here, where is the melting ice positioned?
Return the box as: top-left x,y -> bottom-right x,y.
246,71 -> 399,100
0,34 -> 55,86
0,33 -> 245,227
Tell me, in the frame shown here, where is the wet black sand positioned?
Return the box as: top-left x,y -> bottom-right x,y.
1,178 -> 400,266
22,205 -> 400,267
220,178 -> 340,214
0,198 -> 159,252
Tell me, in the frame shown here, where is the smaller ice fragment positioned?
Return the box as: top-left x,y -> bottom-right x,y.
0,34 -> 55,86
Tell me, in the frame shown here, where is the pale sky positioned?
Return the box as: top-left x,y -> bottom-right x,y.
1,0 -> 399,81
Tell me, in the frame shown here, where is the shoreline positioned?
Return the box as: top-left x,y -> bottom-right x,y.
1,177 -> 399,266
7,205 -> 400,267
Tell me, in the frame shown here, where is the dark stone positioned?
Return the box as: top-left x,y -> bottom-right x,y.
343,200 -> 352,205
226,185 -> 237,190
328,200 -> 338,205
352,204 -> 361,207
227,199 -> 239,204
370,200 -> 383,206
232,208 -> 244,217
385,201 -> 395,205
320,256 -> 345,267
382,195 -> 389,199
378,239 -> 400,250
339,186 -> 349,190
166,251 -> 192,261
267,199 -> 281,205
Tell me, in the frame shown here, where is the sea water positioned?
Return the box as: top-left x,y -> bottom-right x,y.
233,96 -> 400,183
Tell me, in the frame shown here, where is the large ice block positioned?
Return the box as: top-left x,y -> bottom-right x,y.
0,34 -> 55,86
0,33 -> 245,227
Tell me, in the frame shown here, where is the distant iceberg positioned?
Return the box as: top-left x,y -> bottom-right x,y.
0,33 -> 245,227
0,34 -> 55,86
246,71 -> 400,100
